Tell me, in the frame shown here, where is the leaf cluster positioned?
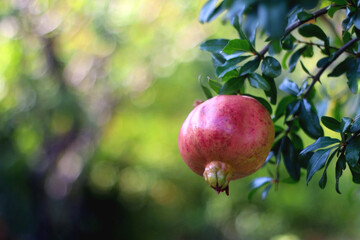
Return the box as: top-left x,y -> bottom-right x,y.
198,0 -> 360,199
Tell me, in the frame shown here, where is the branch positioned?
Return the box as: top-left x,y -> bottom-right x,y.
281,37 -> 360,141
279,38 -> 360,161
303,36 -> 360,98
257,5 -> 343,59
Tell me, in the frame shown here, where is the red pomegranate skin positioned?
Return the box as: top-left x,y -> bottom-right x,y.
178,95 -> 274,194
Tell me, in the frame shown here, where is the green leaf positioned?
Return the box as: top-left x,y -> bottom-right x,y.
274,95 -> 297,120
199,0 -> 216,23
340,117 -> 352,137
212,53 -> 226,68
323,37 -> 331,55
248,177 -> 272,200
199,75 -> 213,99
321,116 -> 341,132
265,139 -> 281,165
265,150 -> 276,164
200,39 -> 229,53
354,13 -> 360,30
343,31 -> 351,44
299,99 -> 324,139
248,73 -> 271,91
282,50 -> 293,69
319,149 -> 338,189
282,34 -> 296,50
317,57 -> 330,68
328,57 -> 359,94
335,155 -> 346,194
298,23 -> 327,42
279,78 -> 300,96
242,10 -> 258,44
208,79 -> 222,93
261,56 -> 282,78
350,114 -> 360,132
318,168 -> 327,189
274,125 -> 285,133
282,136 -> 300,181
261,184 -> 272,200
297,11 -> 313,21
201,84 -> 213,99
223,39 -> 251,54
199,0 -> 225,23
300,136 -> 340,157
290,133 -> 304,150
300,61 -> 311,76
347,59 -> 359,86
328,57 -> 351,77
300,151 -> 313,169
346,69 -> 358,94
289,46 -> 307,72
269,39 -> 282,55
342,13 -> 355,31
350,163 -> 360,174
231,15 -> 248,40
263,76 -> 277,105
298,81 -> 312,96
306,147 -> 335,184
345,136 -> 360,168
239,59 -> 261,76
222,70 -> 238,82
230,14 -> 257,53
285,99 -> 302,120
301,45 -> 314,58
216,56 -> 250,77
350,166 -> 360,184
219,77 -> 245,95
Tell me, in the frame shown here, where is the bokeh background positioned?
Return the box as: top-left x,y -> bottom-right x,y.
1,0 -> 360,239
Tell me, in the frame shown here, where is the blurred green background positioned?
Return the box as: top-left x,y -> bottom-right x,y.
1,0 -> 360,239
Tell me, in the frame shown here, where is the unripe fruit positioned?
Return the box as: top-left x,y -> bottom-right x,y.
178,95 -> 274,195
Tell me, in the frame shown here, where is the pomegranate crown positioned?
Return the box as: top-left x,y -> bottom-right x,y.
203,161 -> 233,195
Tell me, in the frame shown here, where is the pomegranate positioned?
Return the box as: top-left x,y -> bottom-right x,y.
178,95 -> 274,195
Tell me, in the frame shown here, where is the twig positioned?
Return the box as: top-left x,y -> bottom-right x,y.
303,36 -> 360,98
256,5 -> 345,59
276,38 -> 360,175
281,37 -> 360,143
280,37 -> 359,154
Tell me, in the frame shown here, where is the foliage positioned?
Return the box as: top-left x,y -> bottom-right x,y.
198,0 -> 360,198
